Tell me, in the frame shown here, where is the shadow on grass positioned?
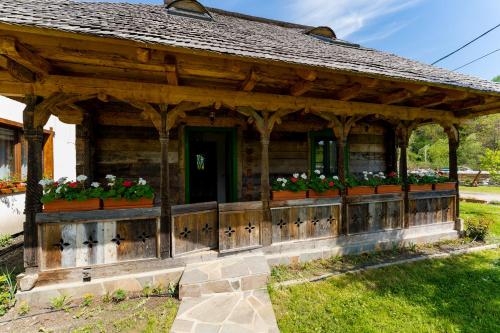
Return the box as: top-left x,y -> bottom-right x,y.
271,250 -> 500,333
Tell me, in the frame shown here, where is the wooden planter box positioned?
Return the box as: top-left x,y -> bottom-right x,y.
43,198 -> 101,212
0,188 -> 12,194
434,182 -> 456,191
103,197 -> 154,210
347,186 -> 375,196
271,190 -> 307,201
376,185 -> 403,194
408,184 -> 433,192
308,189 -> 340,198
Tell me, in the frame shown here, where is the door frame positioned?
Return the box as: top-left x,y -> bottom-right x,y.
184,126 -> 238,204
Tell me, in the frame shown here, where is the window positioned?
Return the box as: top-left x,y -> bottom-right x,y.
310,131 -> 338,176
0,127 -> 15,179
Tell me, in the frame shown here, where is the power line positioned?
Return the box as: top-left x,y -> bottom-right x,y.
432,23 -> 500,65
452,48 -> 500,71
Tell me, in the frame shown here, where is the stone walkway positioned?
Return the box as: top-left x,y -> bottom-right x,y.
172,255 -> 280,333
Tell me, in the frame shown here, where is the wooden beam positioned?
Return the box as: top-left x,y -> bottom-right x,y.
136,48 -> 151,63
0,55 -> 35,83
0,37 -> 51,76
290,80 -> 314,97
165,56 -> 178,86
0,75 -> 462,122
335,83 -> 362,101
412,91 -> 469,108
448,96 -> 485,111
379,89 -> 412,105
295,68 -> 317,81
240,69 -> 259,92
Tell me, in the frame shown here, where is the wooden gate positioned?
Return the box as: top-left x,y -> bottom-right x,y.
218,201 -> 263,253
171,202 -> 218,256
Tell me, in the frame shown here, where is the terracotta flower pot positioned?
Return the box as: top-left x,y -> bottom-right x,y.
408,184 -> 433,192
271,190 -> 307,201
347,186 -> 376,196
308,189 -> 340,198
433,182 -> 456,191
376,185 -> 403,194
43,198 -> 101,212
103,197 -> 154,210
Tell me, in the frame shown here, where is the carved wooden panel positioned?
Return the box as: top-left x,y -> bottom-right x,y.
409,196 -> 456,227
271,204 -> 340,243
219,204 -> 262,253
347,199 -> 403,234
172,210 -> 218,256
386,200 -> 403,229
39,218 -> 159,271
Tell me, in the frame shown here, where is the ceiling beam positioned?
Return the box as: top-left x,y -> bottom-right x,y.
378,89 -> 412,105
0,55 -> 36,83
335,83 -> 363,101
240,69 -> 259,92
0,37 -> 51,76
164,56 -> 178,86
295,68 -> 317,81
290,80 -> 314,97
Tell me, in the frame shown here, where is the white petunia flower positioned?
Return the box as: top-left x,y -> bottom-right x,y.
107,183 -> 115,187
314,170 -> 321,175
332,176 -> 339,180
138,178 -> 147,186
282,183 -> 286,187
368,172 -> 373,175
105,174 -> 116,180
57,177 -> 68,184
277,178 -> 283,182
76,175 -> 88,182
363,171 -> 368,175
283,179 -> 288,183
38,179 -> 46,186
91,182 -> 100,188
319,175 -> 326,180
293,173 -> 299,178
55,187 -> 62,194
300,173 -> 307,180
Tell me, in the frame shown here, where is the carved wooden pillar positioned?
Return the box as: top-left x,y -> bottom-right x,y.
159,108 -> 171,258
22,96 -> 43,269
397,125 -> 410,229
260,114 -> 272,246
445,125 -> 460,218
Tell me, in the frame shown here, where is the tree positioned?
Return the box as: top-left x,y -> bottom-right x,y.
493,75 -> 500,83
480,149 -> 500,183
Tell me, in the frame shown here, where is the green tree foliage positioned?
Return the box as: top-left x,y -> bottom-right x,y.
493,75 -> 500,82
480,149 -> 500,183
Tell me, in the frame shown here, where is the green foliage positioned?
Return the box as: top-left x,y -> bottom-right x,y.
81,293 -> 94,307
40,176 -> 103,204
480,149 -> 500,184
407,173 -> 445,185
17,301 -> 30,316
493,75 -> 500,82
308,171 -> 343,193
465,217 -> 492,241
50,294 -> 72,311
0,268 -> 16,316
100,175 -> 154,200
102,292 -> 112,303
0,234 -> 12,248
271,173 -> 308,192
112,289 -> 127,303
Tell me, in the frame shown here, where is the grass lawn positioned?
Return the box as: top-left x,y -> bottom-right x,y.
269,249 -> 500,333
461,202 -> 500,238
460,185 -> 500,194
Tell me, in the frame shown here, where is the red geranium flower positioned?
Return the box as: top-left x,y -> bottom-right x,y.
53,182 -> 59,187
68,182 -> 78,188
388,171 -> 397,177
123,180 -> 133,188
328,181 -> 334,187
290,177 -> 298,183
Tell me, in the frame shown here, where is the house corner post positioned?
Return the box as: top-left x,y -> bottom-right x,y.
76,110 -> 95,183
397,125 -> 410,229
445,125 -> 460,219
22,96 -> 43,270
159,108 -> 172,259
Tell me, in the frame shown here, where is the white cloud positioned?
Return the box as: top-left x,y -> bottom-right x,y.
288,0 -> 421,39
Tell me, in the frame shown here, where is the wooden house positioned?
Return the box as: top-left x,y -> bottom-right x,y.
0,0 -> 499,292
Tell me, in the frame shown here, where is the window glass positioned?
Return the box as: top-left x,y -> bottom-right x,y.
312,136 -> 338,176
0,128 -> 15,179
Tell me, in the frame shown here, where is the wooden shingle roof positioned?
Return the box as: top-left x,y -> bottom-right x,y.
0,0 -> 499,95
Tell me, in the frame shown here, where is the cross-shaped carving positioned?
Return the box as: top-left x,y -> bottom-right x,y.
245,222 -> 256,234
225,226 -> 236,237
377,211 -> 385,220
202,223 -> 213,234
277,219 -> 287,229
327,215 -> 336,225
180,227 -> 191,239
311,217 -> 320,226
111,234 -> 125,246
294,218 -> 304,228
83,236 -> 98,249
364,213 -> 373,221
53,239 -> 70,252
351,214 -> 359,223
137,232 -> 150,243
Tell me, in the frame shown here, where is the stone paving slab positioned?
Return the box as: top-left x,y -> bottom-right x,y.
171,290 -> 280,333
179,255 -> 270,299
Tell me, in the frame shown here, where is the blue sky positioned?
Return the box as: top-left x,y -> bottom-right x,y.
86,0 -> 500,80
